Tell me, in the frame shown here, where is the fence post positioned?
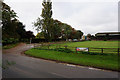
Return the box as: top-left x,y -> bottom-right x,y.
56,45 -> 58,48
41,42 -> 43,46
75,47 -> 77,53
118,48 -> 119,56
64,45 -> 67,49
33,43 -> 35,48
88,47 -> 89,53
48,45 -> 50,49
101,48 -> 103,54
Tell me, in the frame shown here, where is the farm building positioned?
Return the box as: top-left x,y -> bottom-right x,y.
95,32 -> 120,40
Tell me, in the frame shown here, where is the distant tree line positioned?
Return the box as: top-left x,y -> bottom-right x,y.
33,0 -> 83,42
2,2 -> 35,45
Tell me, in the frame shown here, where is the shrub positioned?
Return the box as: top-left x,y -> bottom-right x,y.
2,38 -> 19,45
79,51 -> 108,55
54,48 -> 72,53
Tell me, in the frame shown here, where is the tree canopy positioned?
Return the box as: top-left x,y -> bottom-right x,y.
34,0 -> 84,41
2,2 -> 35,45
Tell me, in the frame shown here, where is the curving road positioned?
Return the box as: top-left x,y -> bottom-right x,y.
2,43 -> 119,78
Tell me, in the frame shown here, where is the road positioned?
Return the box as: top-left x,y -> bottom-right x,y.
2,43 -> 119,78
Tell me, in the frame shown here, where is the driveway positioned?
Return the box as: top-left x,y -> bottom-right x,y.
2,43 -> 119,78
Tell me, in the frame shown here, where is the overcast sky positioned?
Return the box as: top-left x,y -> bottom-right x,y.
4,0 -> 119,35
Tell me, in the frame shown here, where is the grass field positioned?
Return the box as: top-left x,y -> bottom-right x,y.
50,41 -> 119,48
38,41 -> 119,54
25,48 -> 118,71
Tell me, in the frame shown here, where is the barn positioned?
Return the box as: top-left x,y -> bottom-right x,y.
95,32 -> 120,40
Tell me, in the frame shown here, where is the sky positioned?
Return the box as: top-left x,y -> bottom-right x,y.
4,0 -> 119,36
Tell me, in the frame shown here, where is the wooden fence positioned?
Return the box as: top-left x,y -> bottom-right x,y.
34,44 -> 120,55
87,47 -> 120,55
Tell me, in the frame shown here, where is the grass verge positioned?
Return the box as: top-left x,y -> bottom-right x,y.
3,43 -> 19,49
25,48 -> 119,71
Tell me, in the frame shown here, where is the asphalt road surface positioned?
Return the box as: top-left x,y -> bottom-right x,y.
2,43 -> 119,78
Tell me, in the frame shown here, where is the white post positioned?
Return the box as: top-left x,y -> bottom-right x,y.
30,38 -> 32,44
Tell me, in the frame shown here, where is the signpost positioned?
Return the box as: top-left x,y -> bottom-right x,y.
30,38 -> 32,44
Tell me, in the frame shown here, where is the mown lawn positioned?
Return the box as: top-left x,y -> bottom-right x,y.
25,48 -> 119,71
51,41 -> 119,48
38,41 -> 119,54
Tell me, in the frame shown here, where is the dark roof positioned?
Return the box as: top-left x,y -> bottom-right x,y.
96,32 -> 120,35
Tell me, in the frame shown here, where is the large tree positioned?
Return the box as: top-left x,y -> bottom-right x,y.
33,17 -> 42,33
41,0 -> 53,41
51,19 -> 62,40
35,19 -> 62,40
61,23 -> 72,41
25,31 -> 35,39
36,31 -> 45,39
2,2 -> 19,39
2,2 -> 35,44
34,0 -> 84,41
16,22 -> 26,39
75,30 -> 83,39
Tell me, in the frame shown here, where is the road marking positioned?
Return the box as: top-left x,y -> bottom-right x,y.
89,67 -> 96,70
65,63 -> 104,71
88,67 -> 102,71
66,64 -> 76,67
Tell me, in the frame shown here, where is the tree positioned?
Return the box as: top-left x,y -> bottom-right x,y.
33,17 -> 42,33
69,28 -> 77,39
76,30 -> 83,39
87,34 -> 91,40
36,32 -> 45,39
16,22 -> 26,39
2,2 -> 19,39
34,0 -> 84,42
51,19 -> 62,40
61,23 -> 72,41
41,0 -> 53,41
25,31 -> 35,39
2,2 -> 33,45
68,28 -> 83,39
87,34 -> 91,38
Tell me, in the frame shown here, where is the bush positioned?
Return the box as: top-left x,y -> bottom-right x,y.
20,39 -> 29,42
2,38 -> 19,45
79,51 -> 108,55
104,37 -> 107,41
54,48 -> 73,53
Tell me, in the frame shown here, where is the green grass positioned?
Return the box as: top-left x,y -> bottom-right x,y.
3,43 -> 19,49
37,41 -> 119,54
51,41 -> 119,48
25,48 -> 119,71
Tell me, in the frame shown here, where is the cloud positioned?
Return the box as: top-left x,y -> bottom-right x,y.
53,2 -> 118,35
4,0 -> 43,35
4,0 -> 118,35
